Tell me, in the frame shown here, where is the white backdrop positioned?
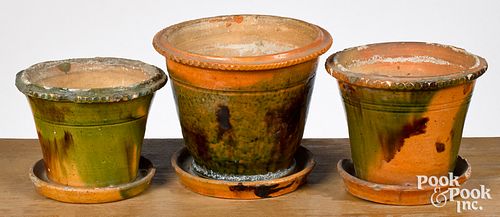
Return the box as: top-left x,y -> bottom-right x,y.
1,0 -> 499,138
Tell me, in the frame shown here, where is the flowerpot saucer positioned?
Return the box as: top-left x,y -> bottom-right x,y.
171,146 -> 315,199
337,155 -> 471,205
29,156 -> 156,203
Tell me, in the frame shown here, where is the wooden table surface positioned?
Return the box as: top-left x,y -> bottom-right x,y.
1,138 -> 499,216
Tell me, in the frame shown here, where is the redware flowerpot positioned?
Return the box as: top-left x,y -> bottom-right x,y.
325,42 -> 487,185
153,15 -> 332,181
16,57 -> 167,202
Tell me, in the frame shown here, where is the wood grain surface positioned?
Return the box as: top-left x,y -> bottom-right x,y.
1,138 -> 498,216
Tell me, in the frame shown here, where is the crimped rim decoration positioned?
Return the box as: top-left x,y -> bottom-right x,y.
153,14 -> 332,71
16,57 -> 167,103
325,42 -> 488,90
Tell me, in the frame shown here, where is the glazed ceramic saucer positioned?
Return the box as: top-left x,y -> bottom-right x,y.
29,156 -> 156,203
337,155 -> 471,205
171,146 -> 315,199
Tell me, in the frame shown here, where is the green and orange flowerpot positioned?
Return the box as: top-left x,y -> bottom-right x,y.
16,57 -> 167,203
153,15 -> 332,199
325,42 -> 487,205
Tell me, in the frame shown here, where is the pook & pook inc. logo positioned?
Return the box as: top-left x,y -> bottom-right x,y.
417,173 -> 492,213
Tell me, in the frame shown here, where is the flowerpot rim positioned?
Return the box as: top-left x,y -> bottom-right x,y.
325,42 -> 488,90
16,57 -> 167,103
153,14 -> 332,71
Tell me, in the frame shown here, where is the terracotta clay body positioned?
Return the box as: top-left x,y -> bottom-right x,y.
325,42 -> 487,204
154,15 -> 332,182
16,57 -> 167,203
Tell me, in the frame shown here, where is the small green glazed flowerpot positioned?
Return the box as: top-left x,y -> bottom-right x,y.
326,42 -> 487,185
154,15 -> 332,181
16,57 -> 167,188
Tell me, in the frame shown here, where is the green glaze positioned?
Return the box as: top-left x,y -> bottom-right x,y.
153,15 -> 332,180
341,82 -> 433,180
29,94 -> 153,187
172,78 -> 314,175
16,58 -> 167,191
28,95 -> 152,126
341,81 -> 473,181
326,42 -> 487,185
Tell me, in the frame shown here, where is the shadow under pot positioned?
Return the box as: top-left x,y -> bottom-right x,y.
325,42 -> 487,205
15,57 -> 167,203
153,15 -> 332,198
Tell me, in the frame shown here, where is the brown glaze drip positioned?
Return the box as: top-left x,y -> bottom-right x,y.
381,117 -> 429,162
63,131 -> 74,152
265,87 -> 308,167
37,130 -> 74,182
228,182 -> 295,198
37,131 -> 51,167
181,126 -> 210,161
216,105 -> 232,140
435,142 -> 446,153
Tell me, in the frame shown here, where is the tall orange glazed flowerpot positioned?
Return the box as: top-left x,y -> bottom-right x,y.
154,15 -> 332,198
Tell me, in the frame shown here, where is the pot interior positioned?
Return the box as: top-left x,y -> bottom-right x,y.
164,15 -> 320,57
334,43 -> 481,77
26,60 -> 150,89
